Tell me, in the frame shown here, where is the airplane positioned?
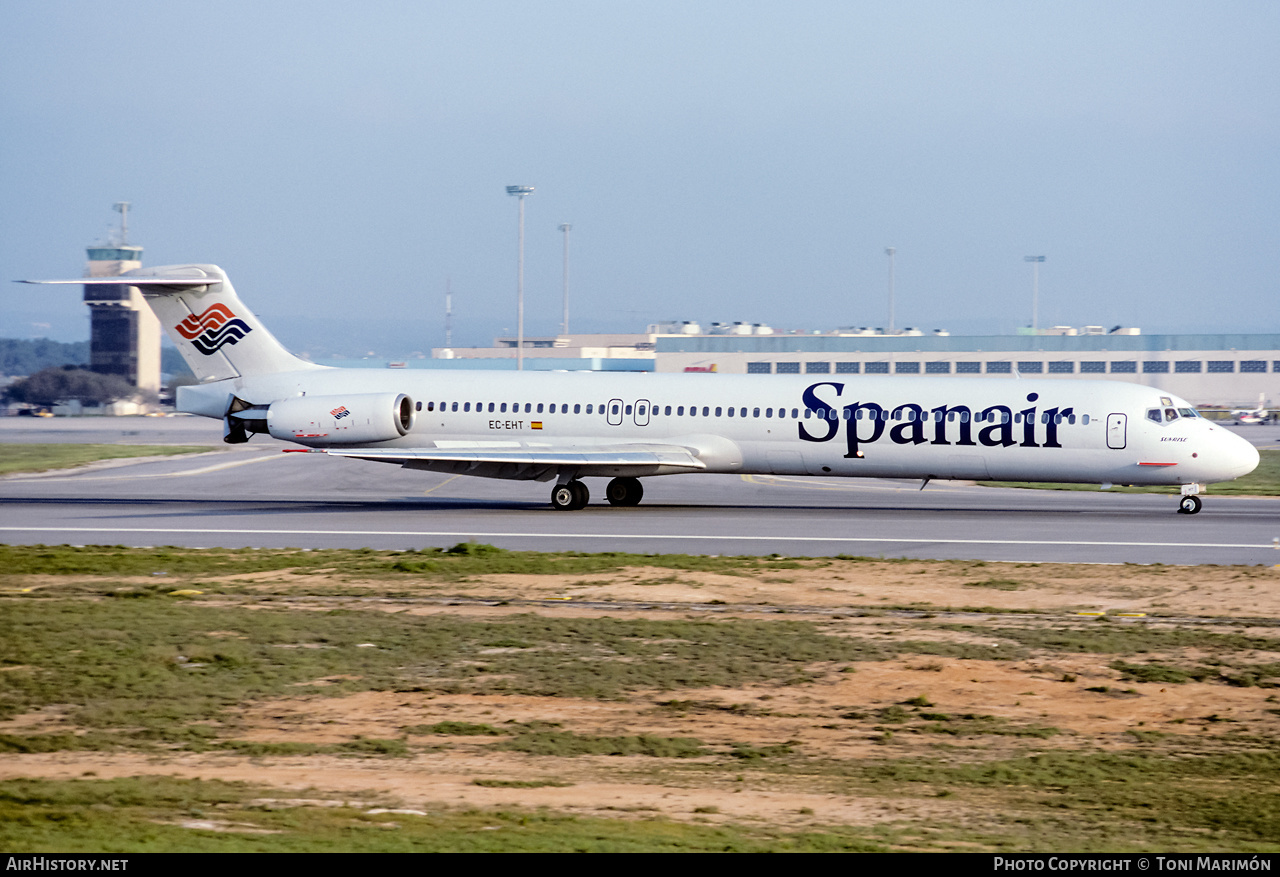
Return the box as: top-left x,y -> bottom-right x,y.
22,264 -> 1260,515
1231,393 -> 1270,425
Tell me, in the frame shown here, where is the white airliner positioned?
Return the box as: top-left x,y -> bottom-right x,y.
1231,393 -> 1270,425
24,265 -> 1260,515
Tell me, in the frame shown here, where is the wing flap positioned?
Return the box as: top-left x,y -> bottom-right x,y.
325,444 -> 706,472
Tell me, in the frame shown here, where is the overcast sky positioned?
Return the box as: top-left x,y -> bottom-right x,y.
3,1 -> 1277,354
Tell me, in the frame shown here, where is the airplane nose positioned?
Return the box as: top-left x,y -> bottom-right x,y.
1218,429 -> 1260,481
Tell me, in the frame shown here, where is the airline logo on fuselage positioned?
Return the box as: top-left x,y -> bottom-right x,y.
175,304 -> 252,355
799,382 -> 1074,457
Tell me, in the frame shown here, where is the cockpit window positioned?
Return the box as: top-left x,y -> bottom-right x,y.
1147,407 -> 1194,425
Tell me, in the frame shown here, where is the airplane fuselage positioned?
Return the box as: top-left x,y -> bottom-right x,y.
28,264 -> 1260,513
180,367 -> 1259,488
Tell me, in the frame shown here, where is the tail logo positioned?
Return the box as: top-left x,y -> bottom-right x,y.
175,304 -> 252,355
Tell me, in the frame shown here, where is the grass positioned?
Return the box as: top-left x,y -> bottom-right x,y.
0,443 -> 214,475
0,597 -> 979,735
0,542 -> 826,580
0,776 -> 892,852
498,731 -> 708,758
984,449 -> 1280,495
5,545 -> 1280,852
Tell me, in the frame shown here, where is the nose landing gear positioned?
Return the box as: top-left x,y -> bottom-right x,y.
1177,484 -> 1203,515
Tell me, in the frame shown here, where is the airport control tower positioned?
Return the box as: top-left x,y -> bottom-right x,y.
83,202 -> 160,395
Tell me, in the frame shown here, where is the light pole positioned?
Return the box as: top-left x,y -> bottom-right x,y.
558,223 -> 571,336
1024,255 -> 1045,334
506,186 -> 534,369
884,247 -> 896,334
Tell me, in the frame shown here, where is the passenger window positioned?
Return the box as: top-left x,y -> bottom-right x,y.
612,404 -> 620,415
500,403 -> 507,413
753,408 -> 760,418
451,402 -> 458,412
677,406 -> 685,415
464,402 -> 471,412
791,408 -> 798,418
715,407 -> 722,416
537,403 -> 544,414
702,407 -> 710,416
574,404 -> 581,414
765,408 -> 773,418
727,407 -> 735,417
625,404 -> 633,415
665,406 -> 671,416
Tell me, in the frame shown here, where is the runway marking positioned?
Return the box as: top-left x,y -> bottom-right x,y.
16,452 -> 286,482
420,475 -> 462,497
0,525 -> 1267,551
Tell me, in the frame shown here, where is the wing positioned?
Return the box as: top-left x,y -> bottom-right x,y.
322,442 -> 707,482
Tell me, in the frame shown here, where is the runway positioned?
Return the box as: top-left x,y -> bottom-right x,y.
1,417 -> 1276,564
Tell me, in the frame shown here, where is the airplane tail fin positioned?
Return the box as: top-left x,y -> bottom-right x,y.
23,264 -> 320,382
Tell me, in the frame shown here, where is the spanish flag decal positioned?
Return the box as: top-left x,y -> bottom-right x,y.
531,421 -> 543,430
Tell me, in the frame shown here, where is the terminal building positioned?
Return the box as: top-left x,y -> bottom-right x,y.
418,324 -> 1278,409
653,329 -> 1280,408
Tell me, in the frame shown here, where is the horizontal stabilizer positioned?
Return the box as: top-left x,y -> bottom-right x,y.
19,276 -> 221,291
19,265 -> 318,382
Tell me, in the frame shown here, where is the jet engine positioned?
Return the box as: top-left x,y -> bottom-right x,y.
267,393 -> 416,445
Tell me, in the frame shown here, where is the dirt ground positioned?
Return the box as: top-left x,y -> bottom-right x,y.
4,558 -> 1280,830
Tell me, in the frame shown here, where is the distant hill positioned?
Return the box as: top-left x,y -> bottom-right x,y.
0,339 -> 191,378
0,339 -> 89,376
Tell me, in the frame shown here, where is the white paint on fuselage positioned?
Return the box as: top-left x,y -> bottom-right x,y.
183,368 -> 1261,487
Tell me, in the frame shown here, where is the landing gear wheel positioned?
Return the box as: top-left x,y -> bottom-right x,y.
605,477 -> 644,506
1177,495 -> 1202,515
552,481 -> 589,510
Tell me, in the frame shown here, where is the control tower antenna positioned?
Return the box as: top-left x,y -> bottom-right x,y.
113,201 -> 131,244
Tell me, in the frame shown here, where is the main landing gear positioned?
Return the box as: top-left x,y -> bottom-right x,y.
605,477 -> 644,507
551,480 -> 590,511
549,477 -> 645,510
1177,484 -> 1203,515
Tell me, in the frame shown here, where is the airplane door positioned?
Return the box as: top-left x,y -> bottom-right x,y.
1106,413 -> 1127,449
607,398 -> 624,426
633,399 -> 651,427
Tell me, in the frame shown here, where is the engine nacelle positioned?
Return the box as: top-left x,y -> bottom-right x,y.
268,393 -> 415,445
